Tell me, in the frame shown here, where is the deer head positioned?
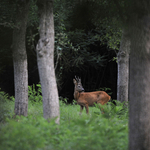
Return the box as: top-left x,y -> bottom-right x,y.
73,76 -> 84,92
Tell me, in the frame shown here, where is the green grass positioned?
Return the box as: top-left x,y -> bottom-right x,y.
0,86 -> 128,150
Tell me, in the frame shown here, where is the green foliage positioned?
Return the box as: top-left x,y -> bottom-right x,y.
54,1 -> 108,70
28,0 -> 39,27
94,101 -> 128,120
0,90 -> 14,123
97,87 -> 112,96
0,88 -> 128,150
0,0 -> 16,28
53,0 -> 121,92
54,28 -> 107,74
0,117 -> 46,150
28,84 -> 42,103
102,27 -> 122,50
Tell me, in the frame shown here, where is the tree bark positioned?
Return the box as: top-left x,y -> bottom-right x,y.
117,28 -> 130,103
12,1 -> 29,116
129,15 -> 150,150
36,0 -> 60,124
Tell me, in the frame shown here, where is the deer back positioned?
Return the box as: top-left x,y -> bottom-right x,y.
77,91 -> 110,106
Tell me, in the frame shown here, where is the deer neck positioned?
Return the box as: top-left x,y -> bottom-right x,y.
74,90 -> 84,100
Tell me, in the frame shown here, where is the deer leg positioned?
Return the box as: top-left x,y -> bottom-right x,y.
85,104 -> 89,114
79,105 -> 84,115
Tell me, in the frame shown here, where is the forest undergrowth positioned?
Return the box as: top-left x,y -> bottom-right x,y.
0,85 -> 128,150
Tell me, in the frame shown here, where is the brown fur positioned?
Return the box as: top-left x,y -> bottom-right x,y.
73,77 -> 111,114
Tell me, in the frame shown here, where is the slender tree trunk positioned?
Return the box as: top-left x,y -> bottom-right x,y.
12,1 -> 29,116
117,28 -> 130,103
129,15 -> 150,150
36,0 -> 60,124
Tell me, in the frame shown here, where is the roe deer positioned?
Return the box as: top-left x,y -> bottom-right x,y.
73,76 -> 111,114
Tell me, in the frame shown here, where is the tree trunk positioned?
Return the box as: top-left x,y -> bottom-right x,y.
117,28 -> 130,103
12,1 -> 29,116
36,0 -> 60,124
129,15 -> 150,150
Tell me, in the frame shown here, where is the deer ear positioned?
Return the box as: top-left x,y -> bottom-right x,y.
73,79 -> 76,84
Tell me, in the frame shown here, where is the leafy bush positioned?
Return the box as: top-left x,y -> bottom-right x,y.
28,84 -> 42,103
